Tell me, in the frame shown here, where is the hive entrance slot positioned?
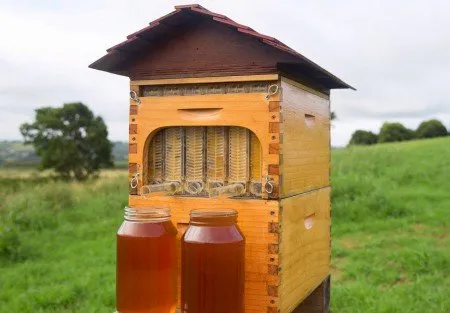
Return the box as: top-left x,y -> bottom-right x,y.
146,126 -> 262,198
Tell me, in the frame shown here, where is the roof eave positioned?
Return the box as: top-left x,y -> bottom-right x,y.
277,62 -> 355,91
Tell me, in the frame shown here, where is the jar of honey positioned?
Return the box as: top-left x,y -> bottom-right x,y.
181,209 -> 245,313
116,207 -> 177,313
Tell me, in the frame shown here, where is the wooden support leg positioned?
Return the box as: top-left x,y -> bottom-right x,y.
292,275 -> 330,313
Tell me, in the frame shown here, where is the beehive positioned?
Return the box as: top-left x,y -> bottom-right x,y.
90,4 -> 353,313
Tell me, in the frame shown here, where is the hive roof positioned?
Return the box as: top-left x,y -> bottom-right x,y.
89,4 -> 354,90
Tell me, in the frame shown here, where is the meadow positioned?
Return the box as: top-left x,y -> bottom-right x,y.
0,137 -> 449,312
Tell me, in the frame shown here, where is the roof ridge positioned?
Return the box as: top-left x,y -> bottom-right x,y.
174,4 -> 206,10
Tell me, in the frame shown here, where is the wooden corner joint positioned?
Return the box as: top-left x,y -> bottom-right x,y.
268,164 -> 279,175
268,100 -> 280,112
269,143 -> 280,154
130,105 -> 138,115
269,122 -> 280,133
128,163 -> 138,174
268,264 -> 279,276
268,222 -> 279,234
268,285 -> 278,297
129,143 -> 137,154
268,243 -> 279,254
129,124 -> 138,134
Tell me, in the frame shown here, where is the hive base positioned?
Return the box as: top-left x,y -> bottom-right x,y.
292,275 -> 330,313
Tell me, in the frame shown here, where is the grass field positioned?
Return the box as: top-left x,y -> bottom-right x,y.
1,138 -> 449,312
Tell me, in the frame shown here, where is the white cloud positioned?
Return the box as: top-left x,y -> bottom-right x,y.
0,0 -> 449,146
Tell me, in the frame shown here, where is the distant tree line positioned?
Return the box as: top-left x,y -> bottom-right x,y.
349,119 -> 448,146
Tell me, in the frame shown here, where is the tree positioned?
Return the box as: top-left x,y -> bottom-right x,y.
349,130 -> 378,146
416,119 -> 448,139
20,102 -> 113,180
378,122 -> 415,143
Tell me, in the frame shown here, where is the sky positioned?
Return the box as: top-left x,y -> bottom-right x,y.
0,0 -> 449,146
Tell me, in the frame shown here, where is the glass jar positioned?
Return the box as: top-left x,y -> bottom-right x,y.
181,209 -> 245,313
116,207 -> 177,313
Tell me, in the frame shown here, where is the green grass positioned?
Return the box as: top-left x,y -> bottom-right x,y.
0,172 -> 127,312
331,137 -> 450,312
0,137 -> 449,312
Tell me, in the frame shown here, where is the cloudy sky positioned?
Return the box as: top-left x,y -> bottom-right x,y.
1,0 -> 449,146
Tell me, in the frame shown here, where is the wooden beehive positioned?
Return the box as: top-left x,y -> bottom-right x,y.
90,4 -> 353,313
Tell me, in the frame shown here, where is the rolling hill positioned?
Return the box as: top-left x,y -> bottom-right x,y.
0,140 -> 128,167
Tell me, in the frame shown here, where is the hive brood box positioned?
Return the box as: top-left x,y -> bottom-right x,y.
90,4 -> 353,313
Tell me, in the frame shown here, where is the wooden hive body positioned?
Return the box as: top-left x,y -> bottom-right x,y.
126,74 -> 330,313
90,4 -> 352,313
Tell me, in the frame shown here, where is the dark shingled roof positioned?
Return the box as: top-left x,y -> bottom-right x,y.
89,4 -> 354,90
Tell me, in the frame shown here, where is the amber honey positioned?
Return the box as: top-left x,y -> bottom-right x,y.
181,209 -> 245,313
116,207 -> 177,313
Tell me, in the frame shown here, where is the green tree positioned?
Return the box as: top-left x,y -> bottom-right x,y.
416,119 -> 448,139
379,122 -> 415,143
20,103 -> 113,180
349,130 -> 378,146
330,111 -> 337,121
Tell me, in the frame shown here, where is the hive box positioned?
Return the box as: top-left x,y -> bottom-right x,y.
90,4 -> 353,313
